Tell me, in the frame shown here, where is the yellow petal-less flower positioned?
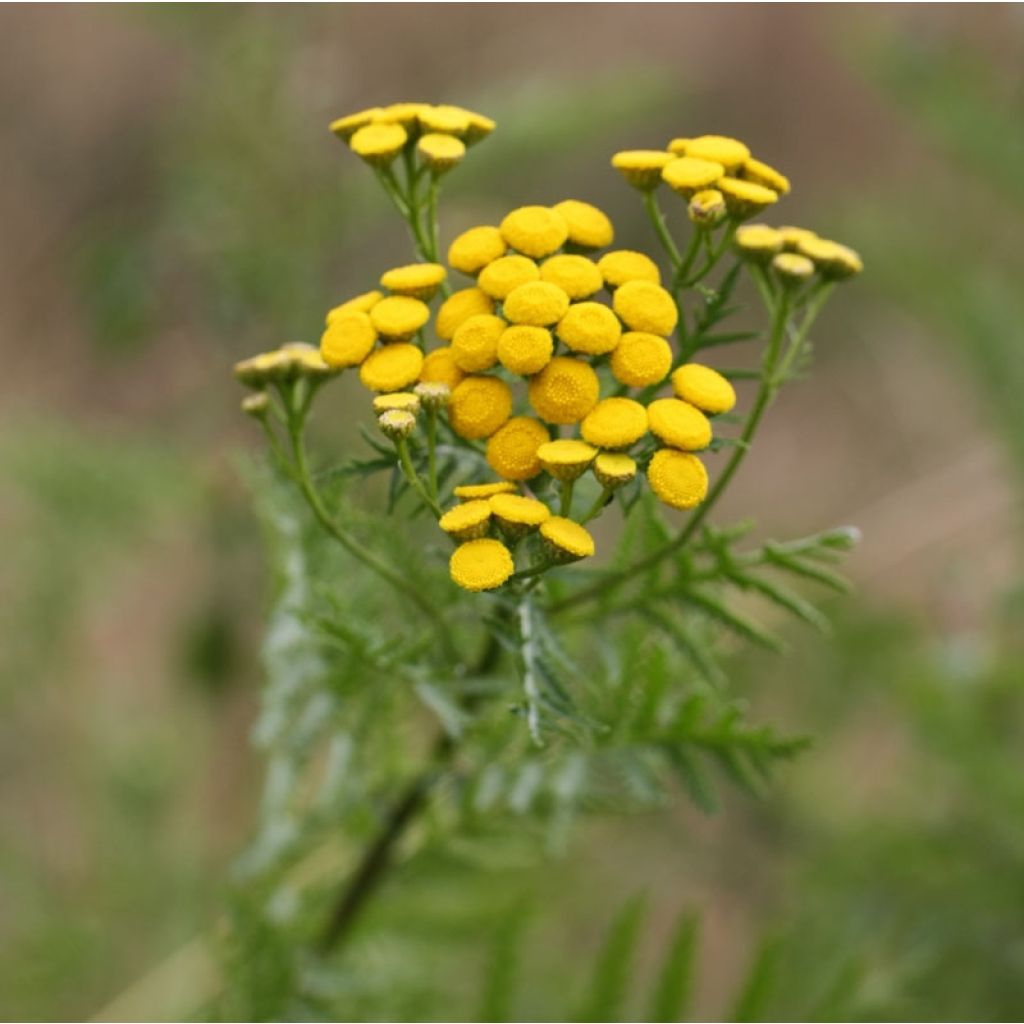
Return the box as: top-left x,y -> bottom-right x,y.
552,200 -> 615,250
593,452 -> 637,488
453,480 -> 518,500
420,346 -> 466,390
647,398 -> 712,451
540,254 -> 603,300
378,408 -> 416,441
320,311 -> 378,369
540,517 -> 596,562
581,397 -> 648,449
671,363 -> 737,414
718,177 -> 778,219
373,391 -> 421,416
500,206 -> 569,259
458,108 -> 496,145
612,280 -> 678,335
773,251 -> 815,285
611,150 -> 674,190
597,250 -> 661,288
734,224 -> 785,262
610,331 -> 673,388
373,102 -> 431,128
439,499 -> 492,541
370,295 -> 431,341
796,237 -> 864,279
477,254 -> 540,300
350,123 -> 407,166
684,134 -> 751,171
662,157 -> 725,197
447,375 -> 513,439
556,301 -> 622,356
435,287 -> 495,340
537,439 -> 598,481
688,189 -> 727,227
359,342 -> 424,392
528,356 -> 600,425
489,493 -> 551,531
741,156 -> 791,195
418,104 -> 471,136
449,538 -> 514,591
380,263 -> 447,300
666,137 -> 692,156
778,226 -> 818,251
486,416 -> 551,481
418,132 -> 466,174
330,108 -> 382,141
234,350 -> 290,388
504,281 -> 571,327
326,290 -> 383,325
414,381 -> 450,411
448,225 -> 507,276
647,449 -> 709,510
497,325 -> 554,376
451,314 -> 506,372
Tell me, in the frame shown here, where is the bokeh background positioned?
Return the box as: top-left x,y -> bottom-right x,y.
3,4 -> 1024,1020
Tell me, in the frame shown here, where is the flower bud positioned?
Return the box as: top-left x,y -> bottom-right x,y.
414,381 -> 451,411
241,392 -> 270,419
688,189 -> 726,227
378,408 -> 416,441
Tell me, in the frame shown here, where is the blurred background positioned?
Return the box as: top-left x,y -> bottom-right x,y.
2,4 -> 1023,1020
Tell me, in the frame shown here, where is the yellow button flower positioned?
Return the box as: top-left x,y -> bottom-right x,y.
734,224 -> 785,262
489,493 -> 551,531
420,346 -> 465,390
453,480 -> 518,500
552,200 -> 615,249
540,517 -> 595,562
504,281 -> 571,327
234,351 -> 289,388
350,123 -> 407,166
796,237 -> 863,279
647,449 -> 709,509
373,102 -> 431,128
477,254 -> 540,300
462,109 -> 496,145
497,325 -> 554,376
556,301 -> 622,355
419,104 -> 471,136
684,134 -> 750,171
377,408 -> 416,442
593,452 -> 637,488
329,108 -> 382,140
449,538 -> 514,591
380,263 -> 447,300
486,416 -> 551,481
742,156 -> 790,195
372,391 -> 421,416
447,375 -> 513,439
326,289 -> 383,325
773,252 -> 815,285
414,381 -> 450,410
778,226 -> 818,251
688,189 -> 726,227
320,311 -> 378,369
666,137 -> 691,156
359,342 -> 424,392
597,250 -> 661,288
662,157 -> 725,197
435,287 -> 495,340
370,295 -> 431,341
439,499 -> 492,542
610,331 -> 672,388
447,225 -> 507,276
500,206 -> 569,259
537,439 -> 598,481
418,132 -> 465,174
540,254 -> 603,300
718,177 -> 778,219
612,280 -> 678,335
647,398 -> 712,451
581,397 -> 648,449
280,342 -> 333,379
528,356 -> 600,425
671,363 -> 736,414
611,150 -> 674,189
451,314 -> 506,372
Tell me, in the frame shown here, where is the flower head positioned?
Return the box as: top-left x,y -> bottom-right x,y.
447,375 -> 513,439
772,251 -> 815,285
581,397 -> 648,449
662,157 -> 725,197
718,177 -> 778,219
350,123 -> 407,166
735,224 -> 785,262
552,200 -> 614,249
540,254 -> 603,300
489,493 -> 551,533
796,236 -> 864,279
380,263 -> 447,300
359,343 -> 424,392
449,538 -> 514,591
453,480 -> 517,500
419,104 -> 471,136
448,225 -> 507,276
611,150 -> 674,190
537,438 -> 598,481
683,135 -> 750,171
330,108 -> 382,140
418,132 -> 465,173
497,325 -> 554,376
477,254 -> 540,300
593,452 -> 637,489
688,189 -> 727,227
451,314 -> 506,372
647,398 -> 712,451
504,281 -> 571,327
419,346 -> 465,390
647,449 -> 709,509
378,408 -> 417,441
597,250 -> 661,288
370,295 -> 431,341
610,331 -> 672,388
671,363 -> 736,414
321,311 -> 378,368
486,416 -> 551,481
373,391 -> 421,416
326,290 -> 383,324
500,206 -> 569,259
528,356 -> 600,425
435,287 -> 495,340
741,157 -> 790,195
612,280 -> 678,335
540,517 -> 595,563
439,499 -> 492,541
556,301 -> 622,355
413,380 -> 451,411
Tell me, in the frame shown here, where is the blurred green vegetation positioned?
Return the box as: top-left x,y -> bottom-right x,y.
2,6 -> 1023,1021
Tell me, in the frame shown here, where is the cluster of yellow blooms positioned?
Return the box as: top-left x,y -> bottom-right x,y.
235,113 -> 862,595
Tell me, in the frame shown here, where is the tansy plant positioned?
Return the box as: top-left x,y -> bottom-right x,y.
227,101 -> 861,1013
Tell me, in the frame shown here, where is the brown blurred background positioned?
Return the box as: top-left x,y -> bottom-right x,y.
2,5 -> 1023,1020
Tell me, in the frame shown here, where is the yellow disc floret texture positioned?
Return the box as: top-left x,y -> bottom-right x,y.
540,517 -> 596,561
449,539 -> 514,591
598,250 -> 661,288
647,398 -> 712,451
451,314 -> 506,372
528,357 -> 600,425
552,200 -> 614,249
478,255 -> 540,300
556,301 -> 622,356
613,280 -> 678,335
321,312 -> 377,368
500,206 -> 569,259
610,332 -> 672,387
504,281 -> 571,327
420,347 -> 465,390
448,375 -> 513,440
647,449 -> 709,510
436,288 -> 495,340
370,295 -> 430,340
486,416 -> 551,481
497,325 -> 553,376
448,226 -> 507,275
580,398 -> 649,449
359,343 -> 424,392
540,254 -> 603,300
671,363 -> 736,414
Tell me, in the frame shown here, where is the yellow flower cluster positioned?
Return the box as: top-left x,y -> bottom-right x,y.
331,102 -> 495,174
233,342 -> 336,402
734,223 -> 863,280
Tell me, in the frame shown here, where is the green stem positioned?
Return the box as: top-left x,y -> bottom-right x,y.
642,189 -> 683,270
425,407 -> 439,501
580,488 -> 613,524
396,438 -> 442,518
549,292 -> 794,616
559,478 -> 575,517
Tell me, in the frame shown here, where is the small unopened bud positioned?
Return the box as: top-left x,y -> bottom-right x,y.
414,381 -> 451,411
373,392 -> 421,417
688,189 -> 726,228
378,408 -> 416,441
241,392 -> 270,419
